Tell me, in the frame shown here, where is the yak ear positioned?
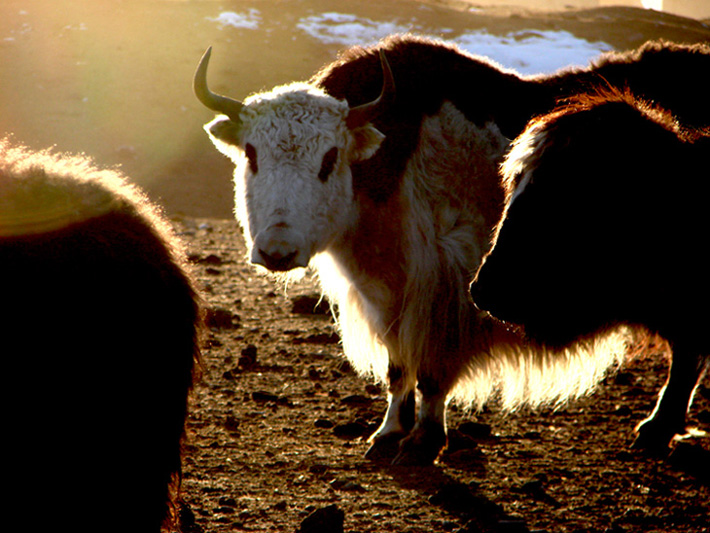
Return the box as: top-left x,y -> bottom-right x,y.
205,116 -> 243,149
204,116 -> 245,160
349,124 -> 385,162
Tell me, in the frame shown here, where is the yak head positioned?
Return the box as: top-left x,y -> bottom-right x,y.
194,47 -> 394,272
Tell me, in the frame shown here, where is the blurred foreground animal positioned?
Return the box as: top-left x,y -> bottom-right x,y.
194,35 -> 709,465
471,90 -> 709,453
0,139 -> 202,532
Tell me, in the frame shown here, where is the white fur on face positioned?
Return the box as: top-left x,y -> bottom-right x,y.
205,83 -> 383,272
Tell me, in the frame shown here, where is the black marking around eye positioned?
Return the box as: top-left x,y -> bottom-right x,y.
318,147 -> 338,182
245,143 -> 258,174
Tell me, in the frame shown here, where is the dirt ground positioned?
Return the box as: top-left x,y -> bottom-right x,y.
175,218 -> 709,533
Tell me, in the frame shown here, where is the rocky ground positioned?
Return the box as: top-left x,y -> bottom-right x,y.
174,217 -> 709,533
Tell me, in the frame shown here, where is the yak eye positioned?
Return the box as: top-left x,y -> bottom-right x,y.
245,143 -> 258,174
318,147 -> 338,183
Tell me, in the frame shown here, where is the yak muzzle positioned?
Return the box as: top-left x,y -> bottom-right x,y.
251,225 -> 309,272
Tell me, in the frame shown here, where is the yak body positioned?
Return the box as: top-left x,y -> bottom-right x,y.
1,140 -> 202,532
471,91 -> 710,451
196,36 -> 709,464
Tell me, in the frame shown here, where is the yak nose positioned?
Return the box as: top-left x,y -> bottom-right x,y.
256,247 -> 299,272
251,224 -> 308,272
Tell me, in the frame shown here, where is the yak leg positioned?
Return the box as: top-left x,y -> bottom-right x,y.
366,365 -> 416,461
392,360 -> 459,466
391,286 -> 474,465
392,381 -> 449,466
633,349 -> 709,454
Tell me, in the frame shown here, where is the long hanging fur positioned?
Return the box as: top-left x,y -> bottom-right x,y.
455,317 -> 632,412
311,100 -> 631,413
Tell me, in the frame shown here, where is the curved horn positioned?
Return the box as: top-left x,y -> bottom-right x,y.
346,49 -> 396,128
193,47 -> 245,123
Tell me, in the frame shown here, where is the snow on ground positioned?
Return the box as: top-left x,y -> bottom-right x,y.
297,12 -> 414,47
206,9 -> 262,31
451,30 -> 612,74
208,9 -> 612,75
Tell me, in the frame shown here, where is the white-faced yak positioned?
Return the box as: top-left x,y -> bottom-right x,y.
0,139 -> 203,532
194,35 -> 709,465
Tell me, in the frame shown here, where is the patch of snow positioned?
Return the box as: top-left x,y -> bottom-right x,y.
453,30 -> 612,75
295,12 -> 611,74
297,12 -> 414,46
207,9 -> 262,31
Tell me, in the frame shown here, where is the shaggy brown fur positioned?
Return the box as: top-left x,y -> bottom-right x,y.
472,90 -> 710,452
313,37 -> 709,204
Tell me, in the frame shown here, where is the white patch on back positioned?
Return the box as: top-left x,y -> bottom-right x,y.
501,125 -> 549,208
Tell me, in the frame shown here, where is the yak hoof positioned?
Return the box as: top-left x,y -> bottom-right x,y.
631,420 -> 679,457
365,432 -> 407,463
391,424 -> 447,466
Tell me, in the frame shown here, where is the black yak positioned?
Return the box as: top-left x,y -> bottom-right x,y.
471,90 -> 709,453
0,139 -> 203,531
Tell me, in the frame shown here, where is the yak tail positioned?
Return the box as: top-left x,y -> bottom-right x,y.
451,313 -> 632,412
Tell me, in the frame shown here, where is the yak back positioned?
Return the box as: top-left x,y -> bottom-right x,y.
312,36 -> 709,204
579,40 -> 710,129
311,35 -> 528,203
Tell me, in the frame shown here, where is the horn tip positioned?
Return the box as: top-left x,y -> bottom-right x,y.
200,46 -> 213,64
